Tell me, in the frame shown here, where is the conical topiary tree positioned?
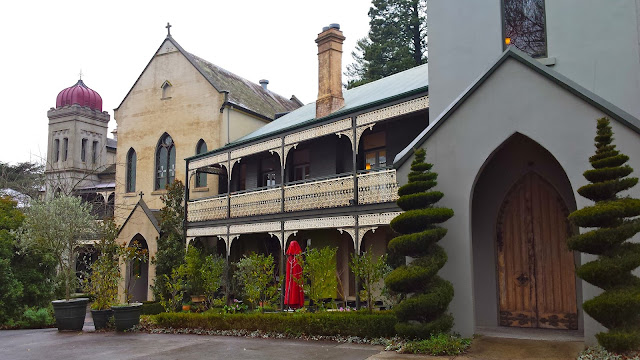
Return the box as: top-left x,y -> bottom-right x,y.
385,148 -> 454,339
568,118 -> 640,352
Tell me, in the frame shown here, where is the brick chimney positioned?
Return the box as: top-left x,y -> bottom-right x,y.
316,24 -> 345,119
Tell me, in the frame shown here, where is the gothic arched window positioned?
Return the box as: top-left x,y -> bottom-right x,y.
155,133 -> 175,190
502,0 -> 547,58
195,139 -> 207,187
126,148 -> 137,193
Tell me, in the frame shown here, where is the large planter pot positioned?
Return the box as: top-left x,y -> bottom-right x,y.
91,309 -> 114,330
111,303 -> 142,332
52,298 -> 89,331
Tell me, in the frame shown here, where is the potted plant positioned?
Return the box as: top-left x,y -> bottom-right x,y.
18,195 -> 96,331
111,241 -> 148,331
84,220 -> 120,330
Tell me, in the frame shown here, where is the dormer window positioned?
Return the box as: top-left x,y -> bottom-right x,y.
502,0 -> 547,58
161,80 -> 172,99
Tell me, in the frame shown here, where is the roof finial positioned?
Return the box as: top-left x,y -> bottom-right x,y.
166,22 -> 172,37
79,69 -> 83,80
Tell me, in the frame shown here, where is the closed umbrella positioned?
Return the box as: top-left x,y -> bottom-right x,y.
284,241 -> 304,309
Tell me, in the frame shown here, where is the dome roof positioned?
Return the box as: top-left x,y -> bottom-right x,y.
56,79 -> 102,111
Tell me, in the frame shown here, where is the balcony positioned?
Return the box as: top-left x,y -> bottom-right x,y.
187,169 -> 399,222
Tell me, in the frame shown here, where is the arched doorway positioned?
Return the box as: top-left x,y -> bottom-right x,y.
496,172 -> 577,329
126,235 -> 149,302
471,133 -> 581,331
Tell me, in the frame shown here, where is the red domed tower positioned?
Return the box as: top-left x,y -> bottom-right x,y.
56,79 -> 103,111
46,78 -> 114,198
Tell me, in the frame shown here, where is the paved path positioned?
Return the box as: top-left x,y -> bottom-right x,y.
0,329 -> 384,360
0,310 -> 584,360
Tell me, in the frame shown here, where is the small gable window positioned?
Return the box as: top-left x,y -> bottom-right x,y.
195,140 -> 207,187
155,133 -> 175,190
161,80 -> 172,99
502,0 -> 547,58
126,148 -> 137,193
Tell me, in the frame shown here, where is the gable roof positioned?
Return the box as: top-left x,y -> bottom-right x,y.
116,198 -> 161,237
188,63 -> 428,160
115,36 -> 300,119
393,47 -> 640,167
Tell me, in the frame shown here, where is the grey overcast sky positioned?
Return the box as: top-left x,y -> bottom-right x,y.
0,0 -> 371,165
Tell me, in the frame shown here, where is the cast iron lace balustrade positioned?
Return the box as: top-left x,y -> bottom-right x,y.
230,187 -> 281,218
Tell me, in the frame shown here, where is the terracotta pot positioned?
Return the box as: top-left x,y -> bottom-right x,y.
182,304 -> 191,312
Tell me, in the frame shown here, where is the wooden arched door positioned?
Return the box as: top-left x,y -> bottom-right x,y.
496,172 -> 577,330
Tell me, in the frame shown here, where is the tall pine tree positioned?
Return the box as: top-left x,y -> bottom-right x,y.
568,118 -> 640,352
347,0 -> 427,89
385,148 -> 454,338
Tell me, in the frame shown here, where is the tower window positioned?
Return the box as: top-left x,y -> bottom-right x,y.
81,139 -> 87,162
126,148 -> 137,193
503,0 -> 547,58
54,139 -> 60,162
195,139 -> 207,187
92,141 -> 98,164
155,133 -> 175,190
63,138 -> 69,161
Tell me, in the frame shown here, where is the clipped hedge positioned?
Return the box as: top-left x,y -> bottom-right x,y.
152,311 -> 397,338
141,301 -> 164,315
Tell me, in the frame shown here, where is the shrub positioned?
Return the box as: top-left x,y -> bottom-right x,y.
298,246 -> 338,309
17,307 -> 54,329
184,246 -> 205,296
141,301 -> 164,315
18,195 -> 96,301
568,118 -> 640,352
152,311 -> 397,338
151,180 -> 186,301
201,253 -> 225,309
349,251 -> 390,311
385,148 -> 454,339
159,265 -> 187,312
401,333 -> 471,356
234,253 -> 275,310
84,220 -> 120,310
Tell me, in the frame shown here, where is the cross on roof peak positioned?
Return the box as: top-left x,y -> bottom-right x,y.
165,22 -> 172,37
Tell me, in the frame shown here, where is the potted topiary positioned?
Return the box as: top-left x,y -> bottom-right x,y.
18,195 -> 96,331
111,241 -> 148,331
84,220 -> 120,330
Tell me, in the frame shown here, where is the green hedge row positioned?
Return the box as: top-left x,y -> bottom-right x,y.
152,311 -> 397,338
141,301 -> 164,315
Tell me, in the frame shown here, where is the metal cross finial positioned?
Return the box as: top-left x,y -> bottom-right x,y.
138,191 -> 144,200
166,22 -> 172,36
79,69 -> 83,80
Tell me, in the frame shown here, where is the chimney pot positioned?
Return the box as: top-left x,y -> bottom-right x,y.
259,79 -> 269,91
315,24 -> 345,118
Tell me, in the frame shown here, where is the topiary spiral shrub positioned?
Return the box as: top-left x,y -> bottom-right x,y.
385,148 -> 454,339
568,118 -> 640,352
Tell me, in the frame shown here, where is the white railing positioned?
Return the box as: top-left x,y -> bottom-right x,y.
230,187 -> 281,218
187,169 -> 399,221
357,169 -> 399,204
284,174 -> 354,212
187,195 -> 227,222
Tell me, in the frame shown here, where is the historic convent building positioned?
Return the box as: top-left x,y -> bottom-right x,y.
47,0 -> 640,345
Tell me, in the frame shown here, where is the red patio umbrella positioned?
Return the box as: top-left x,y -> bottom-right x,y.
284,241 -> 304,309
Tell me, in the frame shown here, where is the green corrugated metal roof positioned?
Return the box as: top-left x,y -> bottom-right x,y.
233,63 -> 429,143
